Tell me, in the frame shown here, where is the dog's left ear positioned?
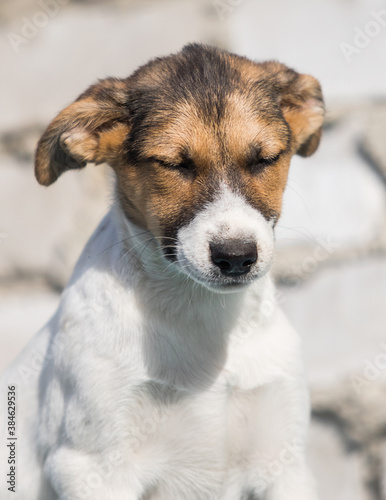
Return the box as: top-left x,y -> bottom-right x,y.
35,78 -> 130,186
262,62 -> 325,157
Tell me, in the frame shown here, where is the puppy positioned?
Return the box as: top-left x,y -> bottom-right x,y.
0,44 -> 324,500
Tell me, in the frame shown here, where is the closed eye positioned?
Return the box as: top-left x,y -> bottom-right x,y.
153,157 -> 195,177
248,151 -> 282,174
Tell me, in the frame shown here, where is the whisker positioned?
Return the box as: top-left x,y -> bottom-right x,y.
97,230 -> 152,256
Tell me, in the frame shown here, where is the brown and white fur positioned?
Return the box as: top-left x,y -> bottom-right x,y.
0,44 -> 324,500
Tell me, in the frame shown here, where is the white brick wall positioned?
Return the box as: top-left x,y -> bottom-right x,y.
1,1 -> 386,497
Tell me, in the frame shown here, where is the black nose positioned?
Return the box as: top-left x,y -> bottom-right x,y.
210,241 -> 258,277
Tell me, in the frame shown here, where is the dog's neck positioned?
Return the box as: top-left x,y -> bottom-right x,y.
108,206 -> 277,389
112,205 -> 276,331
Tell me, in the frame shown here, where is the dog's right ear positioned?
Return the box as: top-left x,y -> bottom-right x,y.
35,78 -> 130,186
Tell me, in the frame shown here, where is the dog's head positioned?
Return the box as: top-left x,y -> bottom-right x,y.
35,44 -> 324,291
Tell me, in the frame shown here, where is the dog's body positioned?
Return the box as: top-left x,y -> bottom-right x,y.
1,45 -> 324,499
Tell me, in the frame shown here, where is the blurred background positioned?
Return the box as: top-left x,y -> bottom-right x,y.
1,0 -> 386,498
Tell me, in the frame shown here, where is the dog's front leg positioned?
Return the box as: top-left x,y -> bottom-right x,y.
246,376 -> 318,500
44,446 -> 143,500
251,447 -> 318,500
264,462 -> 318,500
